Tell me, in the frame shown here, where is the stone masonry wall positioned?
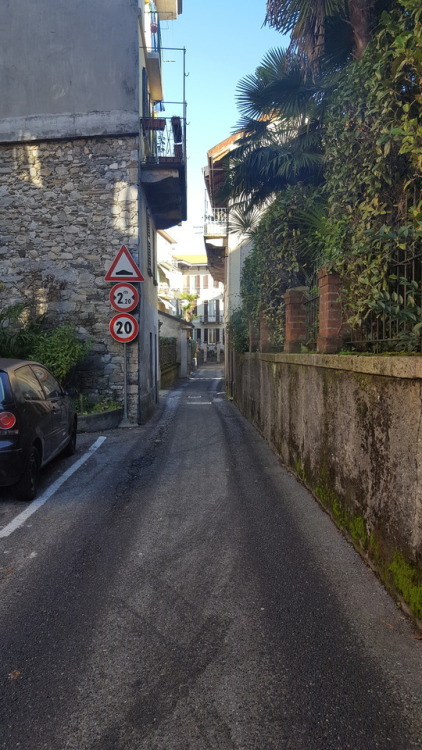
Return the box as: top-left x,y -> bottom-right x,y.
0,136 -> 141,418
235,352 -> 422,624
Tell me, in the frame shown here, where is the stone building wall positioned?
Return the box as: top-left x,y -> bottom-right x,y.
0,135 -> 141,419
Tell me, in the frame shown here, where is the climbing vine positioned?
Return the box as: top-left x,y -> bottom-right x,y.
323,0 -> 422,344
234,1 -> 421,351
238,184 -> 322,348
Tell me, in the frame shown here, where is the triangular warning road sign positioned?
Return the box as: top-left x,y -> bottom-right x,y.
105,245 -> 145,282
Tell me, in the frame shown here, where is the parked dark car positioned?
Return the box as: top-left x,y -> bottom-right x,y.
0,359 -> 77,501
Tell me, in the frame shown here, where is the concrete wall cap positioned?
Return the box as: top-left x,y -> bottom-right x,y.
245,352 -> 422,380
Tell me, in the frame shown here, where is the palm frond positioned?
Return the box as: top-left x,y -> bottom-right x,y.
228,206 -> 263,237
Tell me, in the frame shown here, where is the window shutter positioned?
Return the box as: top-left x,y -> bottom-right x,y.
146,210 -> 152,276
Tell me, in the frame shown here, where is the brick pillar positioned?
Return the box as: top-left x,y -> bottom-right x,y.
259,311 -> 272,352
284,287 -> 308,353
249,320 -> 259,352
317,268 -> 343,354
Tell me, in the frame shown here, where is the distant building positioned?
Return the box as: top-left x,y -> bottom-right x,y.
203,134 -> 253,388
173,254 -> 225,358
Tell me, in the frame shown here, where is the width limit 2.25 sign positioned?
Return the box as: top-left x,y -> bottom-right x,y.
109,283 -> 139,313
109,313 -> 139,343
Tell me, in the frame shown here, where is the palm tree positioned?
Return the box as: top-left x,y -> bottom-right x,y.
220,48 -> 327,209
265,0 -> 393,67
178,292 -> 198,322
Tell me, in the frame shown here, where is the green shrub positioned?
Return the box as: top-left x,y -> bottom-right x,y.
30,322 -> 90,384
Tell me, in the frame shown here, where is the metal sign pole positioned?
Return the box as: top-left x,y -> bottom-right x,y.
123,342 -> 128,420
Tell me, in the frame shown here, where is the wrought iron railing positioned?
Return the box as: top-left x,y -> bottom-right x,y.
148,12 -> 162,57
204,208 -> 228,237
140,115 -> 186,164
199,314 -> 223,324
345,246 -> 422,352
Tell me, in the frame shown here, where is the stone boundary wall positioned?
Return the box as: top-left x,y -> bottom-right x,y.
0,136 -> 140,419
160,363 -> 180,389
235,352 -> 422,625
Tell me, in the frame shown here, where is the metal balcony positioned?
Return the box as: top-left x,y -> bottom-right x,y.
204,208 -> 228,237
199,315 -> 223,324
140,113 -> 187,230
141,115 -> 185,164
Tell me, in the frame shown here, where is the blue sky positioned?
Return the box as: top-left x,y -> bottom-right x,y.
161,1 -> 289,250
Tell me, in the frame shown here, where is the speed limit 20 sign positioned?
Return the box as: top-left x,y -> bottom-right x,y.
109,313 -> 139,343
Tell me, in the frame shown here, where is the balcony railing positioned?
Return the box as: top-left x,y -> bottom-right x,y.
198,314 -> 223,324
141,115 -> 186,165
204,208 -> 228,237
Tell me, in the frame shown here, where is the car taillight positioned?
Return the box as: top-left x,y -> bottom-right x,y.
0,412 -> 16,429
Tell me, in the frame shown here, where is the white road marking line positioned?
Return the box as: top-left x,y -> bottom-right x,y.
0,436 -> 107,539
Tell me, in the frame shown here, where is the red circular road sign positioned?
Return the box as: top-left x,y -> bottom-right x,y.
109,283 -> 139,312
109,313 -> 139,343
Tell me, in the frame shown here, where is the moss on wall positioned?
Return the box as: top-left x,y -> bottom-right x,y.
305,459 -> 421,621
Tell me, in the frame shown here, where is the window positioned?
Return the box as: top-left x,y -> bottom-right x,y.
142,68 -> 150,117
214,279 -> 219,288
203,328 -> 208,343
195,275 -> 200,292
183,275 -> 190,291
15,366 -> 44,401
203,301 -> 208,322
216,328 -> 220,344
0,373 -> 7,405
203,275 -> 209,289
196,329 -> 201,340
208,328 -> 216,344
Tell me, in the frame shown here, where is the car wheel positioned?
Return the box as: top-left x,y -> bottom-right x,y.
14,445 -> 41,502
62,418 -> 77,457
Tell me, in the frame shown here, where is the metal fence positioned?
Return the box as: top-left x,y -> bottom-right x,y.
159,339 -> 178,369
345,246 -> 422,352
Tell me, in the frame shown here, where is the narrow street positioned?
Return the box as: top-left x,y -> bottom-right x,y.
0,364 -> 421,750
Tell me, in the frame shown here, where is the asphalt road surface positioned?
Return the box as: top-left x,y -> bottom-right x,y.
0,365 -> 421,750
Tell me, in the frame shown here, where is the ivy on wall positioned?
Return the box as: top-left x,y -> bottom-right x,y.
234,184 -> 323,351
324,0 -> 422,340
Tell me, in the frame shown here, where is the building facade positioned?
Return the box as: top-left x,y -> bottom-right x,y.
174,254 -> 225,360
203,135 -> 252,387
0,0 -> 186,422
